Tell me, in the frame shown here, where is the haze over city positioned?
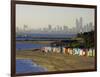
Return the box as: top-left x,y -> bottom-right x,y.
16,4 -> 95,34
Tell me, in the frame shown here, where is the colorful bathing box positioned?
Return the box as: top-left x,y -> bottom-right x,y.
41,47 -> 95,57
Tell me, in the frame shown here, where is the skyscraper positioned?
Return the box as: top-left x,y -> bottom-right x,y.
76,18 -> 79,33
63,25 -> 68,32
76,17 -> 83,33
23,25 -> 28,32
48,24 -> 52,30
80,17 -> 83,33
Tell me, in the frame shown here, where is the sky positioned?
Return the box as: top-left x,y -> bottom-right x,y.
16,4 -> 95,29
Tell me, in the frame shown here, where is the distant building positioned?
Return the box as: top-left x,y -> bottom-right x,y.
23,25 -> 28,32
63,25 -> 68,32
48,24 -> 52,30
80,17 -> 83,33
76,17 -> 83,33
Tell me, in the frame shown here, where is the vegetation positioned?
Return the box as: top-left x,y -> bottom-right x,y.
68,31 -> 95,48
77,31 -> 95,48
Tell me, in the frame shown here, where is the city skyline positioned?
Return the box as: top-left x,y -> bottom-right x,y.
16,17 -> 94,34
16,4 -> 95,30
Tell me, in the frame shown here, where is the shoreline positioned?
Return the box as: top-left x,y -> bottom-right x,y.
16,50 -> 95,71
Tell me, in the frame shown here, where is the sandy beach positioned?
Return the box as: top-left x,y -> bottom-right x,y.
16,50 -> 95,72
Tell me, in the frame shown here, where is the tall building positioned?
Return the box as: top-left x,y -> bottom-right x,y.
79,17 -> 83,33
76,18 -> 79,27
75,17 -> 83,33
48,24 -> 52,30
23,25 -> 28,32
76,18 -> 79,33
63,25 -> 68,32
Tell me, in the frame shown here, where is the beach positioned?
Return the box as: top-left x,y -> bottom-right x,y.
16,50 -> 95,72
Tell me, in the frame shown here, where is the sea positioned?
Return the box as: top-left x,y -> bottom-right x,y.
16,59 -> 47,74
16,33 -> 76,50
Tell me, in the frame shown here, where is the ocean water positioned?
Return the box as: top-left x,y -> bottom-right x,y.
16,59 -> 47,74
16,33 -> 76,41
16,33 -> 76,50
17,33 -> 76,37
16,43 -> 48,50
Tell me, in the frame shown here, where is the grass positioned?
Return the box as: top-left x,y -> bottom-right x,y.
16,50 -> 95,72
